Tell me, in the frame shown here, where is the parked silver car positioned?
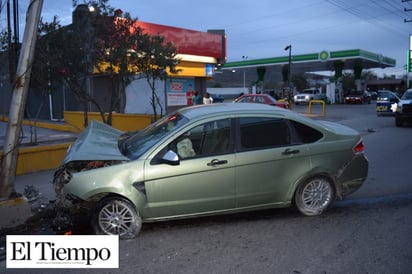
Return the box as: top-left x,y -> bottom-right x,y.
54,103 -> 368,238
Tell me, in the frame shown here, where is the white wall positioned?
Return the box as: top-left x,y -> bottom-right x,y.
125,77 -> 166,115
326,83 -> 336,104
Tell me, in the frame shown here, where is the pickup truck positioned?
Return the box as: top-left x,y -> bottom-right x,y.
293,88 -> 324,104
395,89 -> 412,127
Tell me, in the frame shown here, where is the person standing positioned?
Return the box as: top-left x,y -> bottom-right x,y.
186,84 -> 195,106
192,92 -> 202,105
203,92 -> 214,104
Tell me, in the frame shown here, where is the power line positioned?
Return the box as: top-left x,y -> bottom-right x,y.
327,0 -> 406,36
401,0 -> 412,22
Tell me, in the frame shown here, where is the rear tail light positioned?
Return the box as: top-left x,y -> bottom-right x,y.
353,139 -> 365,153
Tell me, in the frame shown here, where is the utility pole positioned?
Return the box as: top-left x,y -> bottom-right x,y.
0,0 -> 44,198
284,45 -> 292,107
404,1 -> 412,86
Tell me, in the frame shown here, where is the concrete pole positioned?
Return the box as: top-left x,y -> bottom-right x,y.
0,0 -> 44,198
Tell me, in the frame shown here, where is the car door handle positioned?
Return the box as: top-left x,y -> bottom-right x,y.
282,148 -> 300,155
207,159 -> 228,167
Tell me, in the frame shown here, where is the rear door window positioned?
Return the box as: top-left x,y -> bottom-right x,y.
289,120 -> 323,144
238,117 -> 290,150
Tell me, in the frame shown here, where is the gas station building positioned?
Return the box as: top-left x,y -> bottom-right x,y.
217,49 -> 396,103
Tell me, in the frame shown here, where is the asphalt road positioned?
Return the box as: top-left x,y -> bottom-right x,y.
2,103 -> 412,274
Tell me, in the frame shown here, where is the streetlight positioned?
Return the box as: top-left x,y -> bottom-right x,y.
242,55 -> 248,89
284,45 -> 292,100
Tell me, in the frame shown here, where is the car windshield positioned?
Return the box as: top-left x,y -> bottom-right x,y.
120,112 -> 189,159
265,95 -> 278,103
401,91 -> 412,100
377,91 -> 394,100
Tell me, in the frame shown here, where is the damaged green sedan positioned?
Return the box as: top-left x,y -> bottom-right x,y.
53,103 -> 368,239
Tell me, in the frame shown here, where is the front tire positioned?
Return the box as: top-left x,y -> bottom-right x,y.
93,197 -> 142,239
295,177 -> 335,216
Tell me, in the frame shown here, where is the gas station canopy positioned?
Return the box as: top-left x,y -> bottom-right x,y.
221,49 -> 396,73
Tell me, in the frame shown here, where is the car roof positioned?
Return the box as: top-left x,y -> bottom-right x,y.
401,89 -> 412,99
177,102 -> 290,120
166,103 -> 353,144
377,90 -> 400,97
243,94 -> 268,96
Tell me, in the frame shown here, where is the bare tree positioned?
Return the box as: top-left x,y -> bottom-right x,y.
34,16 -> 107,127
36,1 -> 180,125
128,33 -> 179,120
90,5 -> 179,121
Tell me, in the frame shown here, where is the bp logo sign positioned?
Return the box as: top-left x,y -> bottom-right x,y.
319,51 -> 329,61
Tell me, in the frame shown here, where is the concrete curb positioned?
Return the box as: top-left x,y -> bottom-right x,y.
0,143 -> 72,175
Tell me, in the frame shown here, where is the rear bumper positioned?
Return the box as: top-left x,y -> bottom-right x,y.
345,98 -> 362,104
341,178 -> 365,197
376,102 -> 396,114
337,154 -> 369,198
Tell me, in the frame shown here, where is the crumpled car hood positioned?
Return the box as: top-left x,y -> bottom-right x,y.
62,120 -> 129,164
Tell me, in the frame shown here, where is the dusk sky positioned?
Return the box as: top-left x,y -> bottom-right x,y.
3,0 -> 412,76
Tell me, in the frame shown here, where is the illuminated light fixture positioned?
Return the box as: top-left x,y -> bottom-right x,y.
175,54 -> 217,64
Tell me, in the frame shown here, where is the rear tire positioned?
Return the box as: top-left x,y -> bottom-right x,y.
93,197 -> 142,239
295,176 -> 334,216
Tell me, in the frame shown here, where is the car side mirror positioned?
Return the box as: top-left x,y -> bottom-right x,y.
151,150 -> 180,165
152,150 -> 180,166
163,150 -> 179,163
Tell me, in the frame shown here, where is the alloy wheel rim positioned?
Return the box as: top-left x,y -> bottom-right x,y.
302,179 -> 332,211
99,202 -> 136,236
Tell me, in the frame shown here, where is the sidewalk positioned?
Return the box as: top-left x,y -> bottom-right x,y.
0,121 -> 78,148
0,120 -> 78,175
